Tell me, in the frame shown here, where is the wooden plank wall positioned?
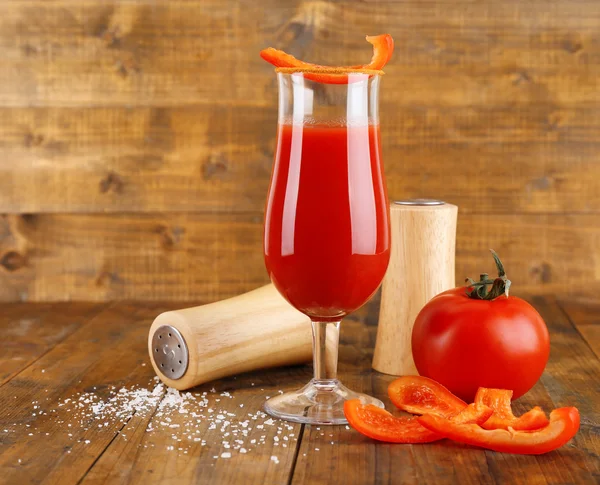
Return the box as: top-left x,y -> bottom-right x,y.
0,0 -> 598,301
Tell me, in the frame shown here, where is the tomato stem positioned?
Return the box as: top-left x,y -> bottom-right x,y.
466,250 -> 512,300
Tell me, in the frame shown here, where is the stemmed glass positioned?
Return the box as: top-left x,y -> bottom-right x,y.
263,67 -> 391,424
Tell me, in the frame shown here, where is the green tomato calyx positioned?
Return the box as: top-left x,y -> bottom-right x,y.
466,250 -> 512,300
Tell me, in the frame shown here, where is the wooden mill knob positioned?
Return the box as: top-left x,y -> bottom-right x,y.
149,284 -> 312,390
373,199 -> 458,376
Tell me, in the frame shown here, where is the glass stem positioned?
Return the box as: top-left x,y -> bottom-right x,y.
311,321 -> 340,384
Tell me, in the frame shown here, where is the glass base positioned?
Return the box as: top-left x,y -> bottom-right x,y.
263,379 -> 384,425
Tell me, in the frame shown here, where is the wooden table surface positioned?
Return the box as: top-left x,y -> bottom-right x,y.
0,295 -> 598,484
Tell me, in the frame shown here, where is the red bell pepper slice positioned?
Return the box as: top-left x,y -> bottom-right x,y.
388,376 -> 550,431
387,375 -> 468,418
260,34 -> 394,84
344,400 -> 492,444
474,387 -> 549,431
349,34 -> 395,70
418,407 -> 580,455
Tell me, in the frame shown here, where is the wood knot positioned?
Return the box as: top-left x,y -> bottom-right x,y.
20,214 -> 38,226
544,112 -> 562,132
202,154 -> 229,180
512,70 -> 532,85
100,27 -> 122,48
99,172 -> 124,194
21,44 -> 39,57
115,57 -> 140,78
562,39 -> 583,54
156,225 -> 184,249
23,133 -> 45,147
529,176 -> 552,191
94,270 -> 123,287
530,263 -> 552,284
0,251 -> 27,272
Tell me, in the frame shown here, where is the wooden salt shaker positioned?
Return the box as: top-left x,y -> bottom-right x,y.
149,284 -> 312,390
373,199 -> 458,375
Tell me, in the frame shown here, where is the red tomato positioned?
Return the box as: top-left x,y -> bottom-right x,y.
411,286 -> 550,402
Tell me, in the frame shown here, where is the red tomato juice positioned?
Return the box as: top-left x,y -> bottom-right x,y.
264,122 -> 390,321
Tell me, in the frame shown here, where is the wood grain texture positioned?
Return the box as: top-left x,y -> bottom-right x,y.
1,297 -> 599,484
0,212 -> 597,302
456,214 -> 600,293
0,0 -> 598,299
0,302 -> 54,385
0,1 -> 598,107
81,371 -> 306,485
0,301 -> 309,485
0,213 -> 269,302
0,302 -> 106,386
0,106 -> 276,214
574,325 -> 600,360
0,302 -> 177,485
557,299 -> 600,359
525,296 -> 600,483
0,106 -> 599,215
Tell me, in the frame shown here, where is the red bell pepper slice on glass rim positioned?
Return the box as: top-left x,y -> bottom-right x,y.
418,407 -> 580,455
387,375 -> 468,418
343,399 -> 493,444
474,387 -> 549,431
260,34 -> 394,84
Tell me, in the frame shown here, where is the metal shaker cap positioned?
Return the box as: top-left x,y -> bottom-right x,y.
151,325 -> 189,380
394,199 -> 445,206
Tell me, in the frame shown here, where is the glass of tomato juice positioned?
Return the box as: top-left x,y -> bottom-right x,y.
263,67 -> 391,424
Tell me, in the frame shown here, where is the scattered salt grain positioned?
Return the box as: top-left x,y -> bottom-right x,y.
13,377 -> 292,457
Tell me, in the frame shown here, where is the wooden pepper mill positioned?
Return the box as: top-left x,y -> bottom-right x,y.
148,284 -> 312,390
373,199 -> 458,375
